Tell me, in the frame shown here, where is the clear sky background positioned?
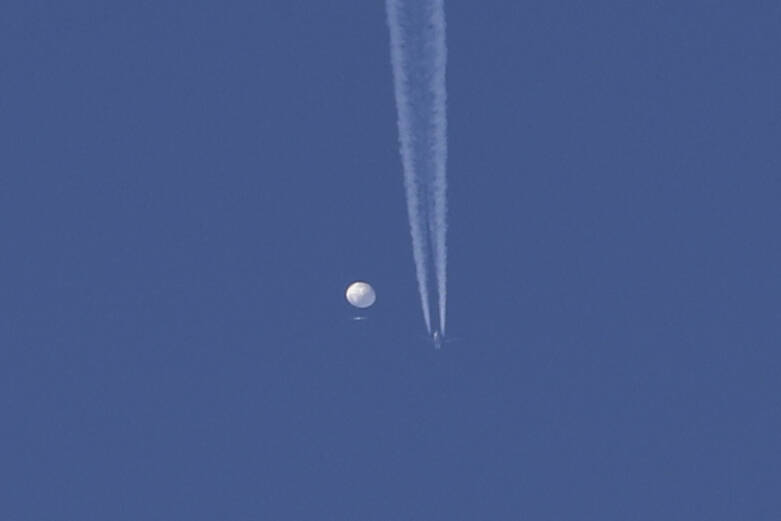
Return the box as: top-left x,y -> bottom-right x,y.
2,1 -> 780,519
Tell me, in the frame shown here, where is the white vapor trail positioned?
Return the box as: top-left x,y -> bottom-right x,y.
386,0 -> 448,335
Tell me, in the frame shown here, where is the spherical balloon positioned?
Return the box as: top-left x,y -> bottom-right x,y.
345,281 -> 376,308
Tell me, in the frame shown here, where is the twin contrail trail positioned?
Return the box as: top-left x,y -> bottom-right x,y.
386,0 -> 448,336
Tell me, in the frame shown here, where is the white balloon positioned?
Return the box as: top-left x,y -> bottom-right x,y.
345,281 -> 376,309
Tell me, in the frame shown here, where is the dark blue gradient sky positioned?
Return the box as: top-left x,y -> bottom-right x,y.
2,1 -> 780,519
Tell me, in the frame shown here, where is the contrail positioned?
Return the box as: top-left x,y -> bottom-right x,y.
386,0 -> 448,336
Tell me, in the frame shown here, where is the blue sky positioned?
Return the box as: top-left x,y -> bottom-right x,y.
2,1 -> 780,519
